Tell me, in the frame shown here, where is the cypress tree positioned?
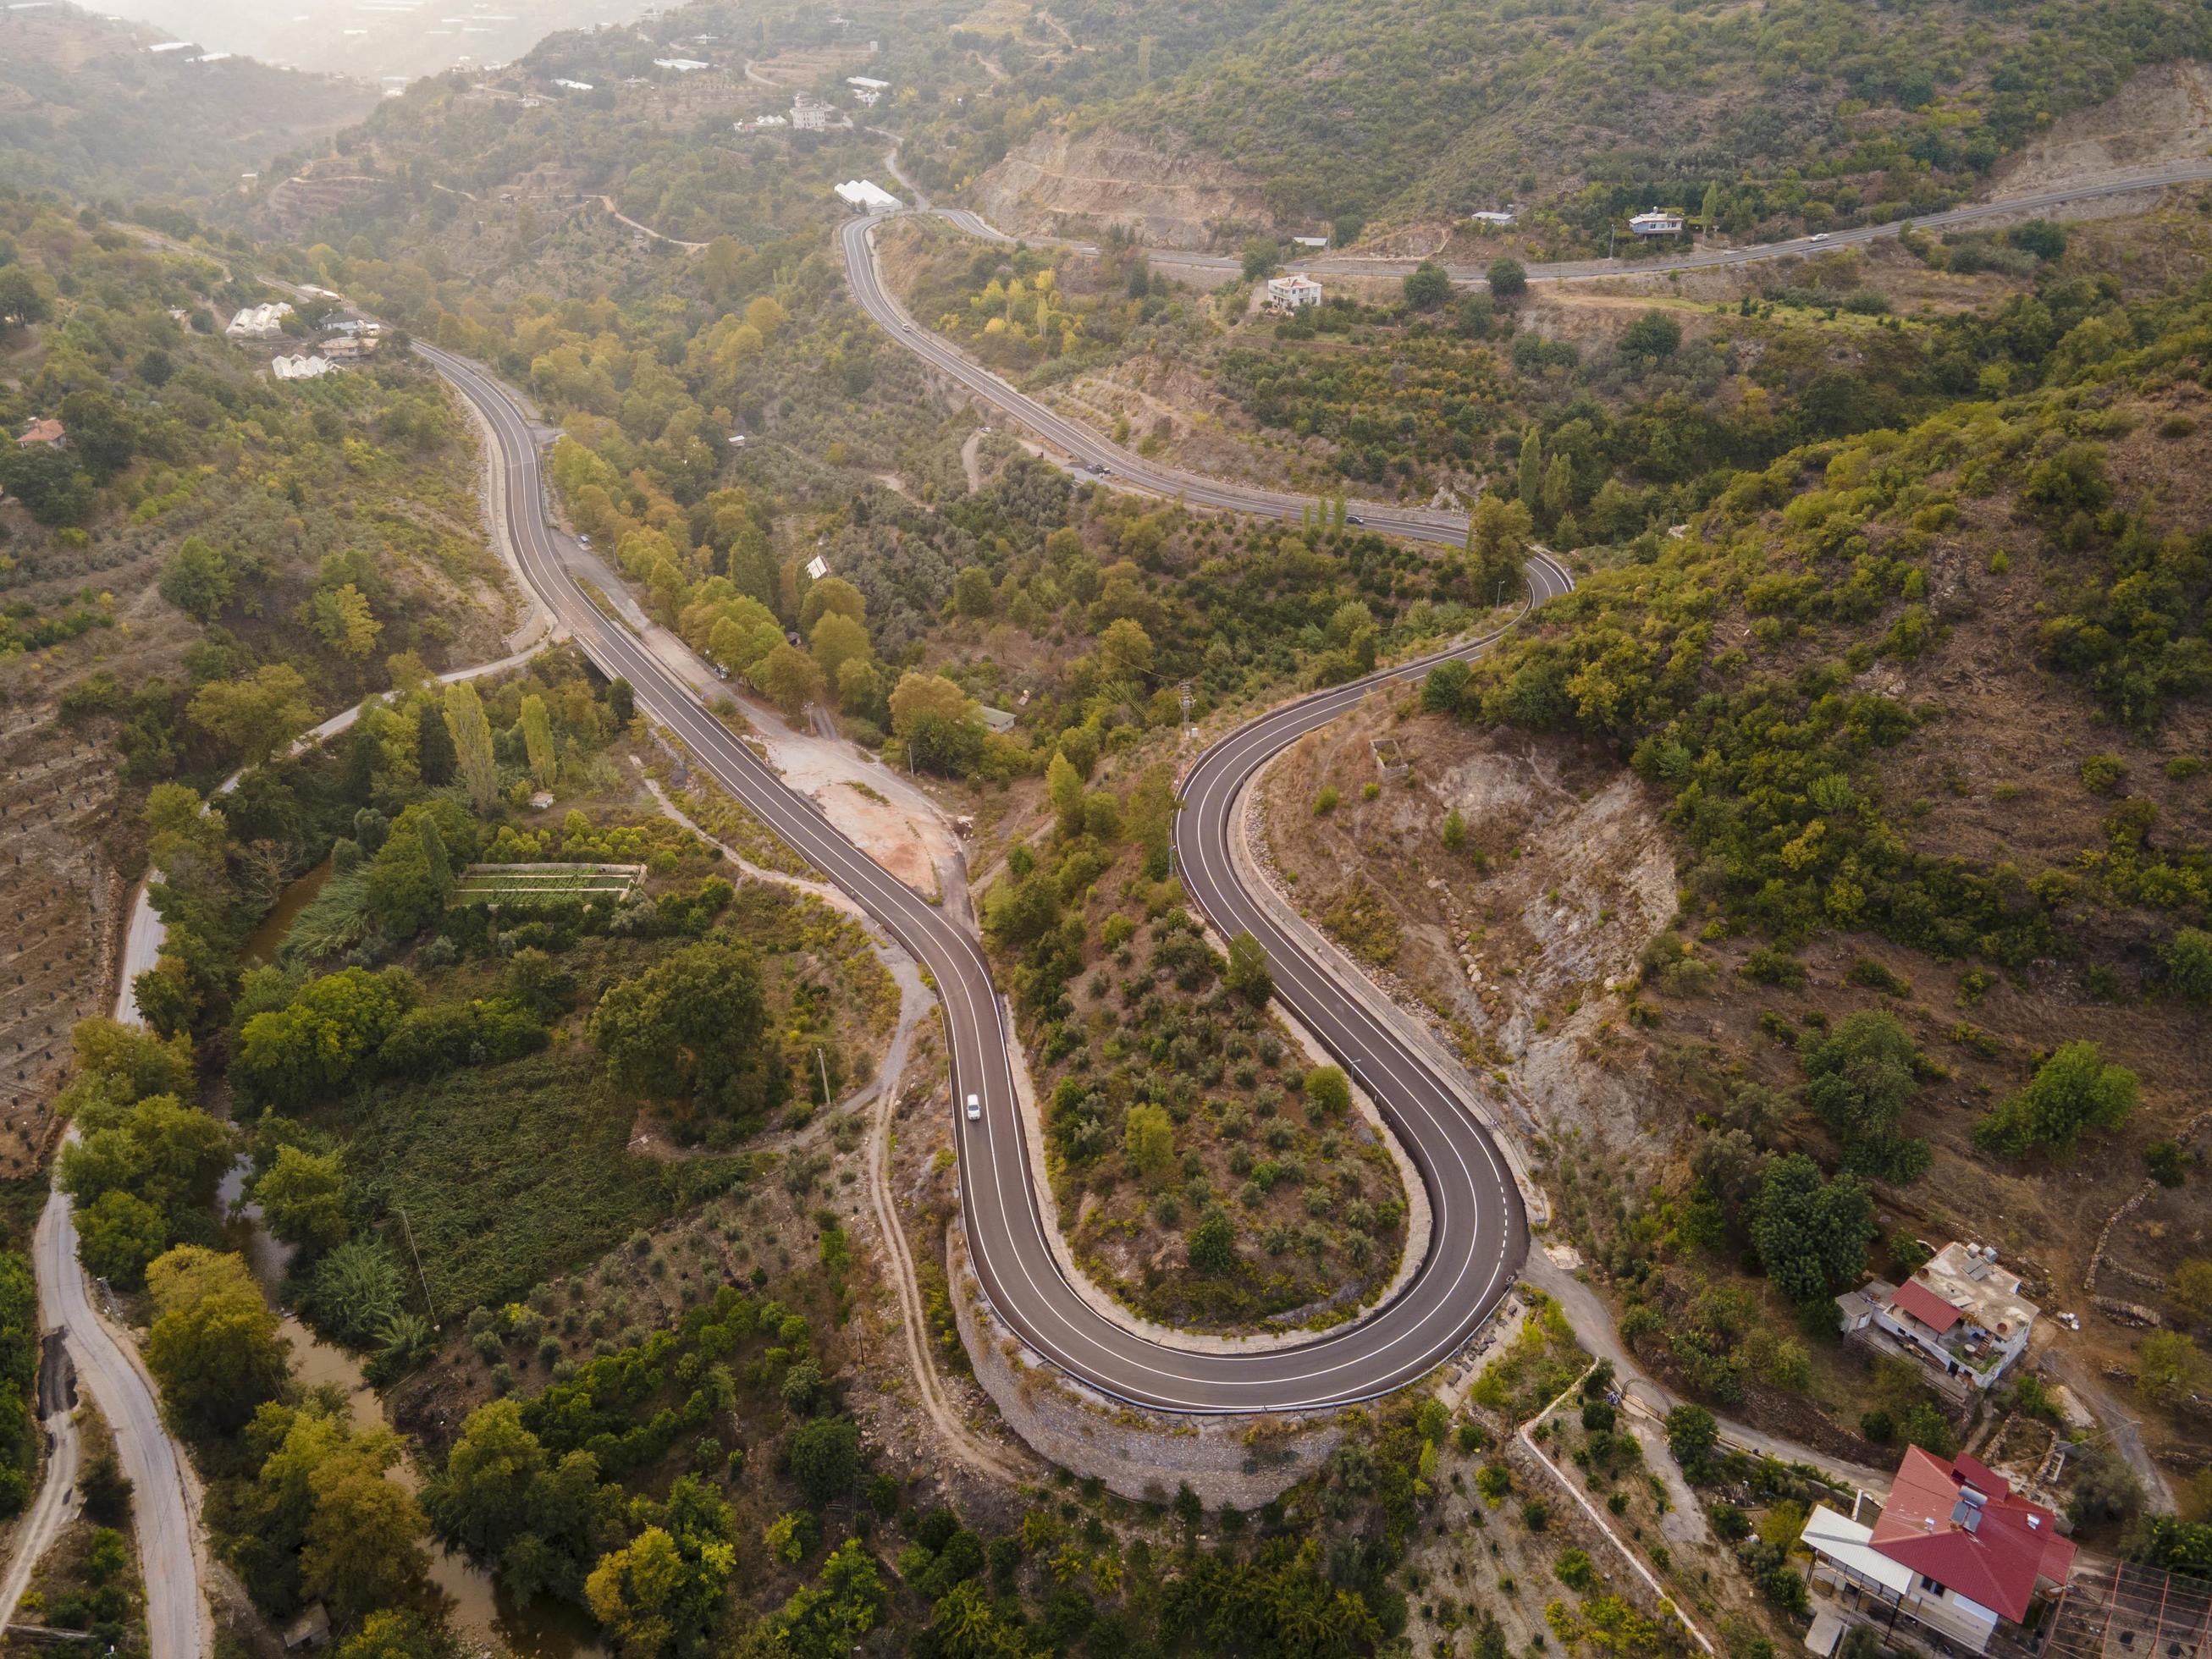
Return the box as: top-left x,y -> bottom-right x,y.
1518,427 -> 1544,510
416,699 -> 456,786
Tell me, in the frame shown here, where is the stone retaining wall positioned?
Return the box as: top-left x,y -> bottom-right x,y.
946,1220 -> 1346,1507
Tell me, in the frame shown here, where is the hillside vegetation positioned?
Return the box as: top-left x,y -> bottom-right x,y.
915,0 -> 2212,249
0,3 -> 372,204
1249,231 -> 2212,1490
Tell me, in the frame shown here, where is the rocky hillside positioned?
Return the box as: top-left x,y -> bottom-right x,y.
930,0 -> 2212,250
969,130 -> 1274,248
1255,236 -> 2212,1491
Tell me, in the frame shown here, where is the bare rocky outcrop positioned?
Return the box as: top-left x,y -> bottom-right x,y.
1994,60 -> 2212,196
969,129 -> 1274,247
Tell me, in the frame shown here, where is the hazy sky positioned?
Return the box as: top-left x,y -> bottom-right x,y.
96,0 -> 654,84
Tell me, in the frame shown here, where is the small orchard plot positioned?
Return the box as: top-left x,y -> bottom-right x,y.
451,862 -> 645,907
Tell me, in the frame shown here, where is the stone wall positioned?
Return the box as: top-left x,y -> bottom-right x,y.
946,1221 -> 1345,1507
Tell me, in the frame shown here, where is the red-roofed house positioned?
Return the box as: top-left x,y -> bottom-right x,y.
15,418 -> 65,449
1836,1243 -> 2041,1402
1802,1447 -> 2077,1658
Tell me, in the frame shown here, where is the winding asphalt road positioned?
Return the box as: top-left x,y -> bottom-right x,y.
842,212 -> 1478,548
407,154 -> 2204,1414
413,323 -> 1563,1411
923,160 -> 2212,284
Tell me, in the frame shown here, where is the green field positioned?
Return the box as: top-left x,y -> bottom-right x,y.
450,862 -> 645,907
342,1048 -> 672,1314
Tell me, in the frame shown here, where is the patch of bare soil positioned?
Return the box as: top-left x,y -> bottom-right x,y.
968,129 -> 1275,247
1052,355 -> 1323,494
1261,700 -> 1678,1154
2055,185 -> 2212,298
1994,61 -> 2212,196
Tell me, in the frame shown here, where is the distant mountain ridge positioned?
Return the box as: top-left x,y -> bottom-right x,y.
0,2 -> 372,202
88,0 -> 662,88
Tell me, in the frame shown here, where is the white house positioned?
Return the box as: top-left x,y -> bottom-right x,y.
553,78 -> 594,91
1291,234 -> 1330,251
791,95 -> 833,130
1266,273 -> 1323,309
834,179 -> 900,213
1469,208 -> 1517,227
1629,207 -> 1685,236
846,74 -> 888,106
226,301 -> 294,339
1836,1242 -> 2038,1399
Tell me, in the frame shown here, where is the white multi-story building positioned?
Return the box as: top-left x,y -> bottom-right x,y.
791,94 -> 832,130
1836,1242 -> 2039,1398
1266,273 -> 1323,309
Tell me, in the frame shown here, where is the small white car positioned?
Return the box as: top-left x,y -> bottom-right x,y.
965,1092 -> 982,1122
1809,231 -> 1830,242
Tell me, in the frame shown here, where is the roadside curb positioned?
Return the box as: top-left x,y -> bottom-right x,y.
1226,702 -> 1553,1232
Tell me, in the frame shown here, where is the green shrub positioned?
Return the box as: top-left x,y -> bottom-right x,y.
1974,1041 -> 2138,1159
2080,753 -> 2128,795
1740,949 -> 1807,989
1845,957 -> 1911,997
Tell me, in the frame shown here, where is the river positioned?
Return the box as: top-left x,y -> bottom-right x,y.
240,857 -> 332,967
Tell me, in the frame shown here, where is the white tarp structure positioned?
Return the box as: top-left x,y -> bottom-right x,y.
226,301 -> 294,339
272,353 -> 333,380
834,179 -> 899,212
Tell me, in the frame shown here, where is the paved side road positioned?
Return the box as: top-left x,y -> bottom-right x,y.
1123,163 -> 2212,284
21,1170 -> 205,1659
0,1339 -> 79,1629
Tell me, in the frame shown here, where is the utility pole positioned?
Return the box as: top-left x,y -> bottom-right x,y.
1178,681 -> 1193,747
816,1044 -> 833,1108
396,1206 -> 439,1327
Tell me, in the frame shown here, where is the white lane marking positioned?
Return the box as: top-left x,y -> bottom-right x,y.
427,344 -> 1564,1410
